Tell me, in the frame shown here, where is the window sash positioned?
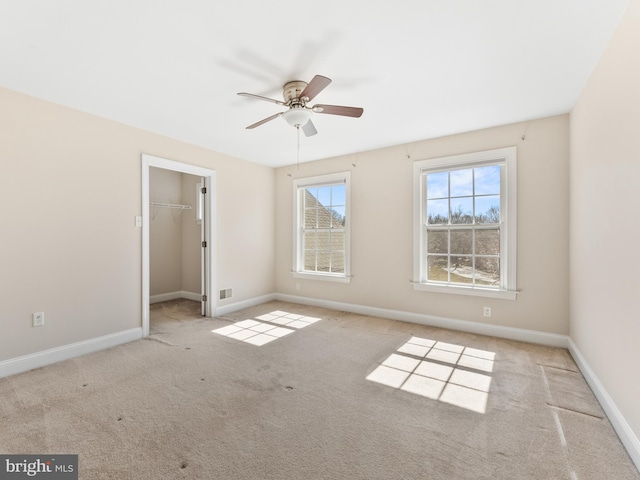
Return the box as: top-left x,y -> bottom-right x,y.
302,226 -> 346,274
424,224 -> 501,288
422,164 -> 503,289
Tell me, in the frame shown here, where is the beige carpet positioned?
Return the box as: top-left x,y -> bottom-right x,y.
0,299 -> 638,479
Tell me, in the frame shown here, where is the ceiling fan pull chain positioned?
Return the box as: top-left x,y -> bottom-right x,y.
296,125 -> 301,170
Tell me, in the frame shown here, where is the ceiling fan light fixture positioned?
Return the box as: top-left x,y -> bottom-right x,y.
282,108 -> 312,127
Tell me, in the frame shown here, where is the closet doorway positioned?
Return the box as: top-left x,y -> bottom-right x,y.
141,154 -> 216,337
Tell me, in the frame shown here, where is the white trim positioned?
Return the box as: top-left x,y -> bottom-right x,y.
568,338 -> 640,471
503,148 -> 517,290
0,328 -> 142,379
149,291 -> 201,304
181,291 -> 202,302
150,291 -> 182,304
215,293 -> 277,317
142,154 -> 217,336
292,272 -> 352,283
412,282 -> 518,300
275,293 -> 567,348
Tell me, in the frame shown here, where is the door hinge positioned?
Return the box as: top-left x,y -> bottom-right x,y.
202,294 -> 207,302
201,187 -> 207,194
202,241 -> 207,248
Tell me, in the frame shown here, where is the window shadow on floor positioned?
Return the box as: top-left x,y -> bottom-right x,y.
212,310 -> 322,346
367,336 -> 495,414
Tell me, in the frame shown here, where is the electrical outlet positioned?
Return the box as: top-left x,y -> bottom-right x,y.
32,312 -> 45,327
483,307 -> 492,317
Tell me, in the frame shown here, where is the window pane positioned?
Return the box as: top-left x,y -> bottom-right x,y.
331,206 -> 345,227
304,207 -> 317,228
316,251 -> 331,272
317,186 -> 331,206
474,165 -> 500,195
426,172 -> 448,199
427,230 -> 448,254
305,187 -> 318,201
450,197 -> 473,224
317,231 -> 330,250
427,256 -> 449,282
475,196 -> 500,223
476,229 -> 500,256
449,256 -> 473,284
427,199 -> 449,224
450,169 -> 473,197
304,250 -> 316,271
304,231 -> 317,250
316,208 -> 332,228
331,231 -> 345,251
331,185 -> 346,206
331,252 -> 345,273
475,257 -> 500,286
450,230 -> 472,255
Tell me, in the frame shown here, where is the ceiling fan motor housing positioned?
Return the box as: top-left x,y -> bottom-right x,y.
283,81 -> 308,103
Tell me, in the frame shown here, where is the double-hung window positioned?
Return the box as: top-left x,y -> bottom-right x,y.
293,172 -> 351,283
413,147 -> 517,299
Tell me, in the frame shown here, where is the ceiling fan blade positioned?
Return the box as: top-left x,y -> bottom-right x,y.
302,119 -> 318,137
246,112 -> 283,129
299,75 -> 332,102
314,104 -> 364,118
237,92 -> 286,106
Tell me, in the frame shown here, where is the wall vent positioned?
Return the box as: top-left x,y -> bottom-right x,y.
219,288 -> 232,300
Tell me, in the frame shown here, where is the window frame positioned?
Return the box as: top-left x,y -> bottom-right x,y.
412,147 -> 517,300
292,171 -> 351,283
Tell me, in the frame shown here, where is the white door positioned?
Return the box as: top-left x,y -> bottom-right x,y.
199,179 -> 208,316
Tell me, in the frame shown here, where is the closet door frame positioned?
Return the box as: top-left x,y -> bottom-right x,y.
141,154 -> 216,337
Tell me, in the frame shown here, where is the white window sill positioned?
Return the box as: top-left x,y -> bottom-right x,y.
292,272 -> 352,284
413,282 -> 518,300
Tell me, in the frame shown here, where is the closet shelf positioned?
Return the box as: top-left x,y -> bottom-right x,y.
150,202 -> 192,210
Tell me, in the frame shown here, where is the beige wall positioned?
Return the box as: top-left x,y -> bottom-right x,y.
150,168 -> 183,295
570,0 -> 640,444
0,87 -> 275,362
275,114 -> 570,334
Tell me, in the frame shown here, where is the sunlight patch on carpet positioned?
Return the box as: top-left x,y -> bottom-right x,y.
366,336 -> 495,414
212,311 -> 321,346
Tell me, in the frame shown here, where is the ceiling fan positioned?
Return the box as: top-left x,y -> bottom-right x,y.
237,74 -> 363,137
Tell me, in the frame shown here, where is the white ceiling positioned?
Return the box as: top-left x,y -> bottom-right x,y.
0,1 -> 629,167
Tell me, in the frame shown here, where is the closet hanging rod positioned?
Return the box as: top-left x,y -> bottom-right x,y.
149,202 -> 192,210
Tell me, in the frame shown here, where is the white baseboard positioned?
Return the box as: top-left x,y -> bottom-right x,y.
0,328 -> 142,379
150,291 -> 200,304
215,293 -> 277,317
275,293 -> 569,348
181,291 -> 202,302
568,338 -> 640,471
